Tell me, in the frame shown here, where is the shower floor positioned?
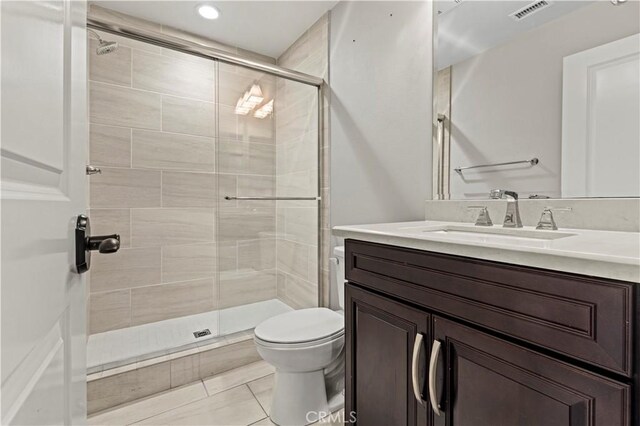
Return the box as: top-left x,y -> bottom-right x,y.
87,299 -> 292,374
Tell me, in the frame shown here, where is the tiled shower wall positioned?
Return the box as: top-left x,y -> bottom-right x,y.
275,14 -> 330,308
87,7 -> 278,334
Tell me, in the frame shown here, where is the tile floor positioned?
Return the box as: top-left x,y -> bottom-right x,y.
88,360 -> 344,425
88,299 -> 292,373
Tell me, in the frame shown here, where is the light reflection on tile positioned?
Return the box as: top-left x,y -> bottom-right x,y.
133,385 -> 265,425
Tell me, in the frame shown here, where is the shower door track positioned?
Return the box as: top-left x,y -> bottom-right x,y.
88,14 -> 326,308
87,18 -> 323,87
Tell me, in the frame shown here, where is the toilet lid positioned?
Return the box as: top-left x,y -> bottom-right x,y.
254,308 -> 344,344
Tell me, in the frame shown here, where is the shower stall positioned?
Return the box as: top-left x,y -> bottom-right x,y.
85,15 -> 324,375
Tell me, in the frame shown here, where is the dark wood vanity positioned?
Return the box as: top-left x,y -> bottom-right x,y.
344,239 -> 638,426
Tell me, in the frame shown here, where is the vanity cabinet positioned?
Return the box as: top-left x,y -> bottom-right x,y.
344,239 -> 637,426
345,285 -> 430,425
432,316 -> 629,426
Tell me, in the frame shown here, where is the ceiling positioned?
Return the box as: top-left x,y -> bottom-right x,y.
436,0 -> 595,69
93,1 -> 338,58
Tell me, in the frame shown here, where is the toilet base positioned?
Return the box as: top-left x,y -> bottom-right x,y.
270,370 -> 329,426
327,390 -> 345,413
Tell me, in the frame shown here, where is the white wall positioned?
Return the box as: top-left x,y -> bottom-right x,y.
448,1 -> 640,199
329,1 -> 433,227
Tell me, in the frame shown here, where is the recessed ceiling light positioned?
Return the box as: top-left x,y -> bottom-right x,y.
197,4 -> 219,20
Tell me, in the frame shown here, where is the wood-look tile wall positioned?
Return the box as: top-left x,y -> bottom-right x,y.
87,6 -> 279,334
275,14 -> 330,309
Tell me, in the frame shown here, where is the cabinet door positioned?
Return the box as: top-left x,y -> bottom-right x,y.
432,316 -> 630,426
346,284 -> 431,426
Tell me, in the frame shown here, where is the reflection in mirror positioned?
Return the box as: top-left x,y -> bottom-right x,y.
433,0 -> 640,200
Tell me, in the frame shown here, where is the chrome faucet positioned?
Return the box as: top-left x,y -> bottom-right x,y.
489,189 -> 523,228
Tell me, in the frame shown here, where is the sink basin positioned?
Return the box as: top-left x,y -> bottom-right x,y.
425,225 -> 575,240
399,224 -> 577,247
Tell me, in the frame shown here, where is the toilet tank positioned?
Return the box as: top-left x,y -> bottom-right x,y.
332,246 -> 346,309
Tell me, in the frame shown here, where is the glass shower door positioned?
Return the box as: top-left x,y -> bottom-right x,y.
216,62 -> 319,336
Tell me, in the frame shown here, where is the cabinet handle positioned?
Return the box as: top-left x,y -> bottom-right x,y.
428,339 -> 444,416
411,333 -> 427,405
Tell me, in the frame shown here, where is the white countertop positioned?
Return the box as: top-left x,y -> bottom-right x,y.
333,221 -> 640,283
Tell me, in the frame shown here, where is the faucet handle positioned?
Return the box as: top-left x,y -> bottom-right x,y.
536,207 -> 572,230
468,206 -> 493,227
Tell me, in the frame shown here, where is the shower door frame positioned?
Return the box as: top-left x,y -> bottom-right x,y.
88,16 -> 326,308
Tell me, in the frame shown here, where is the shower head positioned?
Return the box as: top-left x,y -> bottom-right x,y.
96,40 -> 118,55
87,29 -> 118,55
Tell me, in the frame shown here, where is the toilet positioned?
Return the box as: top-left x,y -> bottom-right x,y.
254,246 -> 346,426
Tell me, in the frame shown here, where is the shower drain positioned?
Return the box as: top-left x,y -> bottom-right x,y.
193,329 -> 211,338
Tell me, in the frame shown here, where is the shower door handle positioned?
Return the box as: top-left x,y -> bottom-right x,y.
75,214 -> 120,274
224,196 -> 320,201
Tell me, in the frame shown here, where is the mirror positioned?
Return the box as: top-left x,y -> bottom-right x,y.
433,0 -> 640,200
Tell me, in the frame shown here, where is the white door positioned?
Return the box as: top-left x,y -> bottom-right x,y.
561,33 -> 640,198
1,1 -> 88,424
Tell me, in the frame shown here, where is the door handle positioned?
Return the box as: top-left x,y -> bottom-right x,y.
411,332 -> 427,405
86,165 -> 102,175
75,214 -> 120,274
428,339 -> 444,416
86,235 -> 120,253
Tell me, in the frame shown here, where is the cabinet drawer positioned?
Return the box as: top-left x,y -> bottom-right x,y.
345,239 -> 634,376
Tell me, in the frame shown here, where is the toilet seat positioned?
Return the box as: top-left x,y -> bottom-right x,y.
254,331 -> 344,349
254,308 -> 344,345
252,248 -> 347,425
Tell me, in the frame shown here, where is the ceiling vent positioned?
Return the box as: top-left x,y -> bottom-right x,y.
509,0 -> 552,21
